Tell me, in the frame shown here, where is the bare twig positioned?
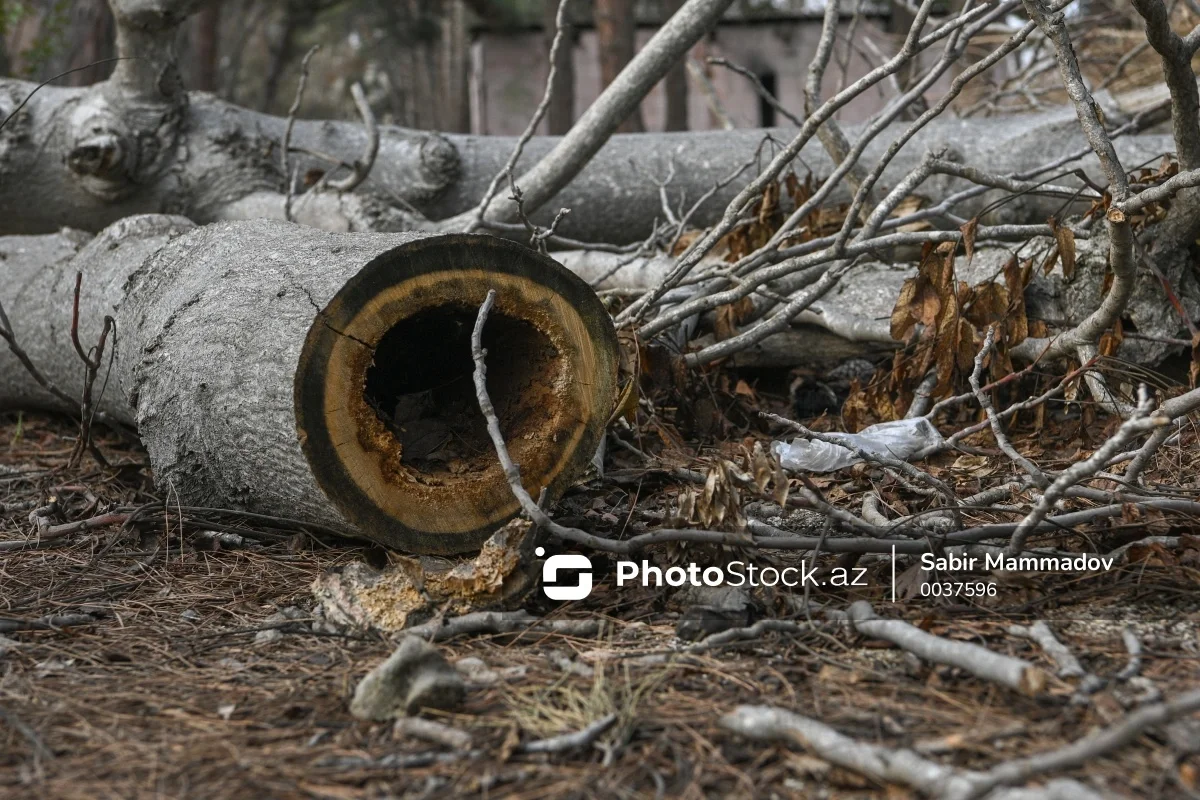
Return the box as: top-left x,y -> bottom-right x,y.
0,58 -> 130,134
402,610 -> 601,642
0,512 -> 132,552
326,82 -> 379,193
1022,0 -> 1128,199
1007,387 -> 1169,556
686,57 -> 735,130
804,0 -> 872,203
0,300 -> 81,414
1115,627 -> 1144,682
969,327 -> 1050,489
281,44 -> 320,222
707,57 -> 802,126
1006,621 -> 1085,680
459,0 -> 736,230
392,717 -> 473,750
1130,0 -> 1200,169
722,705 -> 1103,800
960,688 -> 1200,799
685,618 -> 815,652
507,177 -> 570,254
519,713 -> 617,754
831,601 -> 1047,696
68,272 -> 114,469
0,614 -> 98,634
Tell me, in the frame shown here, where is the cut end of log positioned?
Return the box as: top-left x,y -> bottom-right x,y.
295,233 -> 619,555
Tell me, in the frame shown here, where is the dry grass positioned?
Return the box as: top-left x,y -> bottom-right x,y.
2,410 -> 1198,799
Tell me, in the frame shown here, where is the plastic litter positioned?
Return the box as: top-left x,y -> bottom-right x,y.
772,417 -> 943,473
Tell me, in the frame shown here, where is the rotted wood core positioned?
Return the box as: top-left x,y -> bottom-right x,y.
296,234 -> 619,554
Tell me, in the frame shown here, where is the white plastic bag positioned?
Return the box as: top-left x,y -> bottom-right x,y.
772,417 -> 943,473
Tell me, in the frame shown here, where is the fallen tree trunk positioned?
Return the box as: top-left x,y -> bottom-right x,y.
0,76 -> 1177,244
0,218 -> 619,555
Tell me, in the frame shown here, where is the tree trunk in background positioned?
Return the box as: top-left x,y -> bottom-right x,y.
192,1 -> 222,92
222,0 -> 267,104
596,0 -> 644,133
542,0 -> 576,135
440,1 -> 471,133
72,0 -> 116,86
261,5 -> 297,112
375,1 -> 473,131
662,0 -> 688,131
4,0 -> 115,86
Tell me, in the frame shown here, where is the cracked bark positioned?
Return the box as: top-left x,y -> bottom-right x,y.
0,217 -> 619,555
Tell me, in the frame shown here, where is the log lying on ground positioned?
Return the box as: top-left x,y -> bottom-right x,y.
0,218 -> 619,554
0,216 -> 194,423
0,73 -> 1177,244
563,234 -> 1197,365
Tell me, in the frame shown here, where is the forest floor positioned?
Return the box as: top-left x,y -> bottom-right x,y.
1,409 -> 1199,799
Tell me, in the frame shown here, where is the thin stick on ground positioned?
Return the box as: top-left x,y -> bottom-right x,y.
0,614 -> 98,634
322,713 -> 618,770
830,601 -> 1047,696
1006,386 -> 1169,556
1115,627 -> 1144,682
402,610 -> 602,643
470,289 -> 744,556
1005,621 -> 1085,679
721,705 -> 1105,800
392,718 -> 473,750
960,688 -> 1200,799
518,713 -> 617,754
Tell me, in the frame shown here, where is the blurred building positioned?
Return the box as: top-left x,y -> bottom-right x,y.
469,0 -> 896,135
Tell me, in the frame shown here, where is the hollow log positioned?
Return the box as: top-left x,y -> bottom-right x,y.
0,218 -> 620,554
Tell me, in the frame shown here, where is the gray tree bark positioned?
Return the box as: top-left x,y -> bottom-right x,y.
0,73 -> 1177,244
0,217 -> 619,555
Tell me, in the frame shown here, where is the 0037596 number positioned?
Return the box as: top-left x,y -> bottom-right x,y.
919,581 -> 997,597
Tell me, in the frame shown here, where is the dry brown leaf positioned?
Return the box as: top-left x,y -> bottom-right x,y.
1003,256 -> 1030,345
892,194 -> 932,232
1098,318 -> 1124,358
950,454 -> 993,477
890,277 -> 921,342
1180,761 -> 1198,792
608,329 -> 642,425
713,303 -> 739,341
1050,217 -> 1077,279
960,217 -> 978,265
1191,332 -> 1200,388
